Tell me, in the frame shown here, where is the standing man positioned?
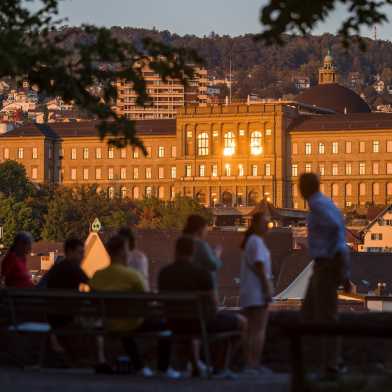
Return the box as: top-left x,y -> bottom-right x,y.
299,173 -> 351,378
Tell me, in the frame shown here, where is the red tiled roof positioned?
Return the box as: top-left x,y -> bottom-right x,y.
0,119 -> 177,139
290,113 -> 392,132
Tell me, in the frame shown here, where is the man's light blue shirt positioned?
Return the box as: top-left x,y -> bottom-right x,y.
307,192 -> 348,261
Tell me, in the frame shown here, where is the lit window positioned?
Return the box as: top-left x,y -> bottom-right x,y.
185,164 -> 192,177
121,148 -> 127,159
199,164 -> 206,177
133,187 -> 140,200
332,163 -> 338,176
371,233 -> 383,241
120,167 -> 127,179
170,187 -> 176,200
332,142 -> 339,154
158,167 -> 164,179
133,149 -> 139,159
305,143 -> 312,155
83,148 -> 89,160
224,164 -> 231,176
292,143 -> 298,155
83,168 -> 89,180
359,183 -> 366,196
387,140 -> 392,153
359,141 -> 366,153
373,182 -> 380,196
345,183 -> 352,197
345,141 -> 352,154
292,164 -> 298,177
171,145 -> 177,157
250,131 -> 262,155
305,163 -> 312,173
320,183 -> 325,193
359,162 -> 366,175
133,167 -> 139,179
223,131 -> 235,156
251,164 -> 258,177
71,148 -> 76,160
319,163 -> 325,176
32,147 -> 38,159
71,168 -> 77,180
145,167 -> 152,179
158,186 -> 165,199
239,129 -> 245,136
121,187 -> 127,198
158,146 -> 165,158
108,187 -> 115,199
145,186 -> 152,198
96,148 -> 102,159
265,128 -> 272,136
146,147 -> 152,157
95,168 -> 102,180
31,167 -> 38,180
387,162 -> 392,175
17,148 -> 24,159
4,148 -> 9,159
373,162 -> 379,175
238,164 -> 244,177
171,166 -> 177,179
345,162 -> 352,175
108,167 -> 114,180
265,163 -> 271,176
197,132 -> 209,156
211,164 -> 218,177
373,140 -> 380,153
108,147 -> 114,159
318,143 -> 325,154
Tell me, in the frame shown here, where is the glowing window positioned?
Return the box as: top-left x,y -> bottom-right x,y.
250,131 -> 262,155
223,131 -> 235,156
197,132 -> 209,156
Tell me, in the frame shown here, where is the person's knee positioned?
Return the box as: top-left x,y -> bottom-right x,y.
236,313 -> 248,333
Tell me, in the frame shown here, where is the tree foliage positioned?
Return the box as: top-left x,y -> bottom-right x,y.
258,0 -> 392,48
0,160 -> 33,201
1,0 -> 200,148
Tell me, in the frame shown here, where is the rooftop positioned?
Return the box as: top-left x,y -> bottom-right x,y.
290,112 -> 392,132
0,119 -> 176,139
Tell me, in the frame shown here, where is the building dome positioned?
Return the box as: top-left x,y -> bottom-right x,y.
297,83 -> 371,114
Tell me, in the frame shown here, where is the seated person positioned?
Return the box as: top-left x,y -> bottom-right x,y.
158,236 -> 246,376
118,227 -> 150,290
90,234 -> 179,379
45,238 -> 88,290
1,232 -> 34,288
44,238 -> 89,358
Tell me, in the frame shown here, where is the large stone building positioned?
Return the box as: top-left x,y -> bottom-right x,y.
2,52 -> 392,210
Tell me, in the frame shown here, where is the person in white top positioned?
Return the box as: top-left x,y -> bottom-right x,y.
118,227 -> 150,290
239,212 -> 273,374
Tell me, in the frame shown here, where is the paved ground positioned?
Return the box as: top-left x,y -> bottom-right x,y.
0,368 -> 290,392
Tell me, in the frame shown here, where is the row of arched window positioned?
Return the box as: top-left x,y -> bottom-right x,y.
105,186 -> 168,200
195,131 -> 262,156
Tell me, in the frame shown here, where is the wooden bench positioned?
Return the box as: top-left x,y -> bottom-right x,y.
271,310 -> 392,392
0,289 -> 240,375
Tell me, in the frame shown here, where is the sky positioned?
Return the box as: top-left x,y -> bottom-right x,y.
30,0 -> 392,40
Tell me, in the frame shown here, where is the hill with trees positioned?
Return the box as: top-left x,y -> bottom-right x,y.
74,27 -> 392,109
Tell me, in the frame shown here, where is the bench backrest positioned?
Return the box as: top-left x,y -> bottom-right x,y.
0,289 -> 215,330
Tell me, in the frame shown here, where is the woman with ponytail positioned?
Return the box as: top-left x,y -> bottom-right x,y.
240,212 -> 273,375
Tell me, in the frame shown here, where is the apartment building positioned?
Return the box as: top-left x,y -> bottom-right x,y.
115,64 -> 208,120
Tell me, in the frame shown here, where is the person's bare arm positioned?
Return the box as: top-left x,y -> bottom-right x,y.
253,261 -> 273,302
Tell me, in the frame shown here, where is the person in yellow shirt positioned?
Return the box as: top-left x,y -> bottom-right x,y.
91,234 -> 180,379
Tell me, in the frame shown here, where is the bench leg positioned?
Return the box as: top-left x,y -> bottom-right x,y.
290,334 -> 305,392
38,333 -> 48,369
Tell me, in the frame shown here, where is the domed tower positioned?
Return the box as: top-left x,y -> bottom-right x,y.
319,49 -> 338,84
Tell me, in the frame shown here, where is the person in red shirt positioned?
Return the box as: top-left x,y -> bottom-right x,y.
1,232 -> 34,288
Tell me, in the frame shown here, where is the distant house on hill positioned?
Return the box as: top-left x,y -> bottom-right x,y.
293,76 -> 310,90
359,205 -> 392,252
